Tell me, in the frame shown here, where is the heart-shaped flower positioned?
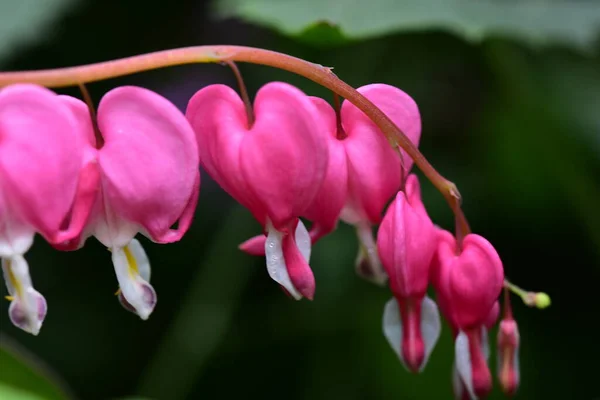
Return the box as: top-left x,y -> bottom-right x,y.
378,174 -> 441,372
187,82 -> 327,299
0,84 -> 96,334
434,231 -> 504,399
57,86 -> 200,319
240,84 -> 422,286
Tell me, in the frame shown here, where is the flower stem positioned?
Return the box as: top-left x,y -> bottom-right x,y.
0,45 -> 465,225
331,92 -> 347,140
504,279 -> 551,309
77,83 -> 104,148
222,61 -> 254,128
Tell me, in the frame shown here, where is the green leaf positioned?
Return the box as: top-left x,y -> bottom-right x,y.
0,0 -> 79,63
217,0 -> 600,50
0,336 -> 71,400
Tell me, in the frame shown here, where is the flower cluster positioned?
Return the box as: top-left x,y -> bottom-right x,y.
0,84 -> 199,332
1,79 -> 526,399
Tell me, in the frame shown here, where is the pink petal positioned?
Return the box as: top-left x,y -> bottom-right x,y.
0,84 -> 84,242
497,318 -> 520,396
186,84 -> 265,223
239,234 -> 267,256
97,86 -> 199,243
239,82 -> 328,230
484,301 -> 500,329
341,84 -> 420,224
342,84 -> 421,173
377,182 -> 437,298
281,220 -> 315,300
448,235 -> 504,329
429,229 -> 457,291
302,97 -> 348,236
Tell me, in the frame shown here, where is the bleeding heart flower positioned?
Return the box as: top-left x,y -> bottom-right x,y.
239,84 -> 421,286
57,86 -> 200,320
378,174 -> 441,372
434,232 -> 504,399
497,291 -> 520,397
186,82 -> 327,300
0,84 -> 97,335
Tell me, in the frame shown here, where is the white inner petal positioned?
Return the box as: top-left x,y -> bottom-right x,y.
126,238 -> 151,281
2,254 -> 45,335
0,227 -> 34,258
264,222 -> 302,300
419,296 -> 442,372
111,242 -> 155,320
382,297 -> 407,369
455,331 -> 477,400
481,327 -> 490,360
295,220 -> 311,262
92,194 -> 139,248
452,362 -> 465,400
1,257 -> 16,296
513,325 -> 521,385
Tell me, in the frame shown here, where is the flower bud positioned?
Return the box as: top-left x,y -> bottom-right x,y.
497,317 -> 520,397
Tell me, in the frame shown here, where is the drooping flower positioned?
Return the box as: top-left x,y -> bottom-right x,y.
186,82 -> 327,300
434,231 -> 504,399
0,84 -> 98,335
239,84 -> 422,286
55,86 -> 200,319
497,290 -> 520,397
378,174 -> 441,372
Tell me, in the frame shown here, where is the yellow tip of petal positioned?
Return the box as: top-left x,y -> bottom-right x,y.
114,288 -> 121,296
4,296 -> 14,301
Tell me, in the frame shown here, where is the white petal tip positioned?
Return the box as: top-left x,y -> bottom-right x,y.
264,223 -> 303,300
8,290 -> 47,336
117,282 -> 157,320
382,298 -> 408,368
419,296 -> 442,372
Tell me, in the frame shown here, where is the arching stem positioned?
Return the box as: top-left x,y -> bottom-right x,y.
0,45 -> 465,228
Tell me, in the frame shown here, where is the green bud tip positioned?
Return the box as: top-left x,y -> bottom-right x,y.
534,292 -> 551,309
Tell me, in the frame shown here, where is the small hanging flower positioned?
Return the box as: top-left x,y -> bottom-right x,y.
378,174 -> 441,373
433,230 -> 504,399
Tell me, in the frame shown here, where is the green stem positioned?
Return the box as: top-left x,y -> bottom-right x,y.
0,45 -> 468,233
504,279 -> 527,300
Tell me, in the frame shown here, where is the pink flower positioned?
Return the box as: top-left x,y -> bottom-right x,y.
239,84 -> 421,286
0,84 -> 96,334
434,232 -> 504,399
186,82 -> 327,300
57,86 -> 200,319
378,174 -> 441,372
497,293 -> 520,397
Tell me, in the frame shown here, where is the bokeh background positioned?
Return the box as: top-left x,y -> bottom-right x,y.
1,1 -> 599,399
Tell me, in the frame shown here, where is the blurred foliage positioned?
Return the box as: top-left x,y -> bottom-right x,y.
0,336 -> 70,400
0,0 -> 80,62
1,0 -> 599,400
218,0 -> 600,49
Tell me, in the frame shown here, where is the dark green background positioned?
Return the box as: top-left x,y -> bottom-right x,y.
0,0 -> 598,399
